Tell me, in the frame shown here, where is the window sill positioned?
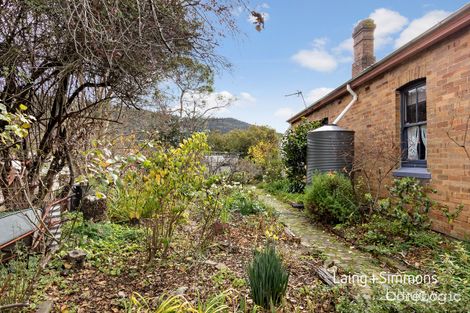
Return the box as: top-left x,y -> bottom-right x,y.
392,167 -> 431,179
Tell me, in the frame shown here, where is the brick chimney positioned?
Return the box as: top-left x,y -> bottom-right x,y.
352,18 -> 376,77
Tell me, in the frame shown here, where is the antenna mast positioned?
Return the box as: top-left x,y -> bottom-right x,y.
284,90 -> 306,108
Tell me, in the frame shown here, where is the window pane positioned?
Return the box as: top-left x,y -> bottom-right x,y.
417,101 -> 426,122
408,89 -> 417,105
417,85 -> 426,102
406,89 -> 417,124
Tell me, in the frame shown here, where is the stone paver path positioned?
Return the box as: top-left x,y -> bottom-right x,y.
256,190 -> 387,277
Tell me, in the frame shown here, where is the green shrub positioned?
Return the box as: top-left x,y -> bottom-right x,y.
60,212 -> 144,274
0,249 -> 41,309
431,242 -> 470,311
247,244 -> 289,309
374,178 -> 460,240
98,133 -> 210,260
304,172 -> 357,224
409,230 -> 441,249
343,178 -> 462,255
281,118 -> 321,192
225,190 -> 265,215
261,178 -> 305,204
261,178 -> 290,194
207,125 -> 279,157
387,177 -> 432,233
194,177 -> 232,250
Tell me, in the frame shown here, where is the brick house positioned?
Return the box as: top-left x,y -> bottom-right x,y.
288,4 -> 470,239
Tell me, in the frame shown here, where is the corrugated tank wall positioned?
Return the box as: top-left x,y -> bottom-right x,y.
307,125 -> 354,183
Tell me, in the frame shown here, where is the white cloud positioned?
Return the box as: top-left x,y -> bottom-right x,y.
239,92 -> 256,104
217,90 -> 236,100
294,9 -> 407,71
231,6 -> 243,17
370,8 -> 408,48
332,38 -> 354,63
183,90 -> 236,115
333,8 -> 407,55
291,8 -> 450,73
184,90 -> 257,118
292,38 -> 338,72
306,87 -> 334,104
260,2 -> 270,9
274,107 -> 296,119
334,38 -> 353,54
312,37 -> 327,47
395,10 -> 450,48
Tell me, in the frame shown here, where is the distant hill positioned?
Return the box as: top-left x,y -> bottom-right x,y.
108,107 -> 252,136
205,117 -> 251,133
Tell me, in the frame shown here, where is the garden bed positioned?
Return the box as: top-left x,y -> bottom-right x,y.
30,212 -> 344,312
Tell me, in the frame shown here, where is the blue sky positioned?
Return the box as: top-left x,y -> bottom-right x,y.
211,0 -> 468,132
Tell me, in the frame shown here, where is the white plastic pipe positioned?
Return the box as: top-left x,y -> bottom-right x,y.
333,84 -> 357,125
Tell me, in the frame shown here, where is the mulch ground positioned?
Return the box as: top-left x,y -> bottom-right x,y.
36,213 -> 341,312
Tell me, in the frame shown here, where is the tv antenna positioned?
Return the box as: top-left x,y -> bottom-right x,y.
285,90 -> 306,108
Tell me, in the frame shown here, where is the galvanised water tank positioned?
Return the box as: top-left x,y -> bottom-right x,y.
306,124 -> 354,183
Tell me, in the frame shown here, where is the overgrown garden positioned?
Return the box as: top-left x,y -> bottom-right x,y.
0,1 -> 469,312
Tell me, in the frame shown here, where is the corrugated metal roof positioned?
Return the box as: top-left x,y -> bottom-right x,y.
0,208 -> 41,247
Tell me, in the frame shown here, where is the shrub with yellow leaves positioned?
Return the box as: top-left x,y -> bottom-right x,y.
0,102 -> 35,145
248,140 -> 283,183
84,133 -> 210,260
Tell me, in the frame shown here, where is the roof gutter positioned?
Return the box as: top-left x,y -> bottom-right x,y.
288,3 -> 470,124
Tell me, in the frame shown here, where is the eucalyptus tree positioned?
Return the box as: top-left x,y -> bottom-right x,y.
152,56 -> 235,142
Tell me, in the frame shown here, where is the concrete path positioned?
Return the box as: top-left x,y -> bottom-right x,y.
256,191 -> 387,277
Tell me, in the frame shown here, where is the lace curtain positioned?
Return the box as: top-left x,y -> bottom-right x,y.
421,125 -> 427,158
407,126 -> 419,160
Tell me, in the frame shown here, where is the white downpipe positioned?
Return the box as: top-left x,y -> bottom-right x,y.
333,84 -> 357,125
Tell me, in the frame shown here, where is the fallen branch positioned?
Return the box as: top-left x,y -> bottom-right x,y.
0,302 -> 30,310
314,266 -> 336,286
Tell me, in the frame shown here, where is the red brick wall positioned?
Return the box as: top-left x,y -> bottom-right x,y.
294,27 -> 470,240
